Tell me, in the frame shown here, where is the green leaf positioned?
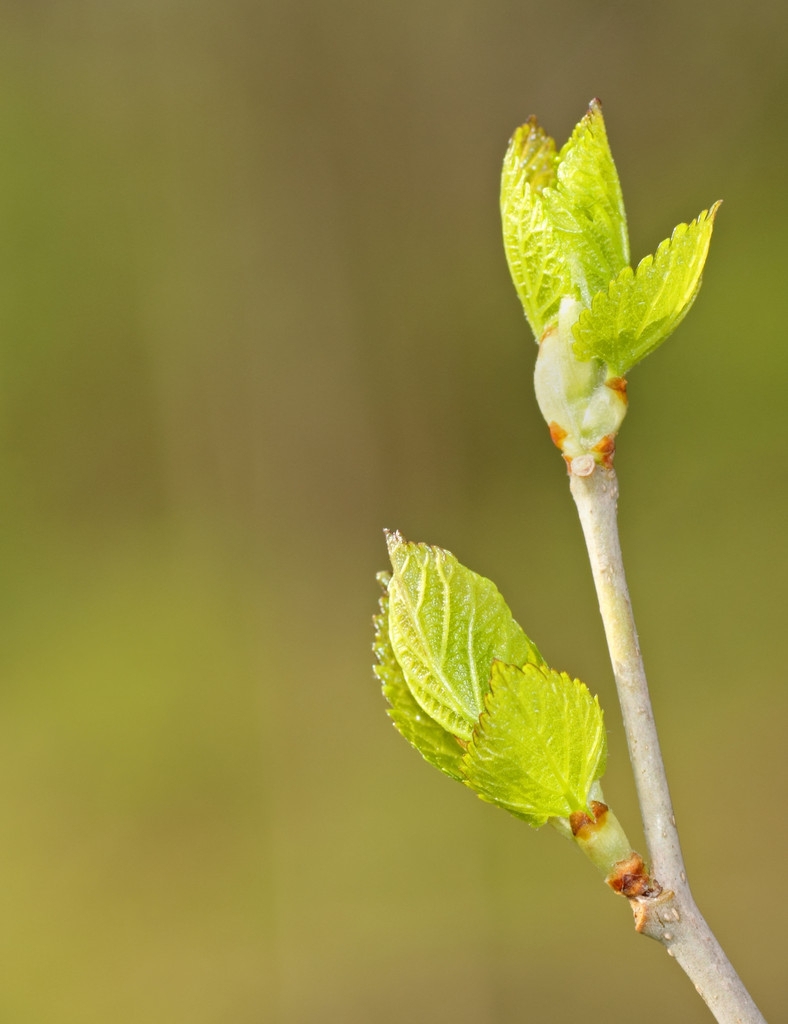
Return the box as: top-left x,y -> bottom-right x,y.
501,119 -> 568,338
462,661 -> 607,827
501,101 -> 629,338
373,573 -> 465,780
542,100 -> 629,305
572,202 -> 721,376
385,532 -> 545,742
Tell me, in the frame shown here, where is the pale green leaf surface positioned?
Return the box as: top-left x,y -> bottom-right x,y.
385,532 -> 545,743
462,661 -> 607,827
572,203 -> 721,375
501,102 -> 629,338
373,574 -> 464,780
542,101 -> 629,305
501,119 -> 569,338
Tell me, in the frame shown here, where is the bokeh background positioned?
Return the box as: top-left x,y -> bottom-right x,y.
0,1 -> 785,1021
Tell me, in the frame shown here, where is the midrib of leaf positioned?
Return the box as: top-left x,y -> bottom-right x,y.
374,583 -> 467,780
393,547 -> 467,723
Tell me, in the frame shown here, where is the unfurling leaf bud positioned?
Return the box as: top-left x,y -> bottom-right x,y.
501,100 -> 719,468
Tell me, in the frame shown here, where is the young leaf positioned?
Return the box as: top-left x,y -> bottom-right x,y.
542,100 -> 629,305
385,532 -> 545,742
572,203 -> 721,375
501,101 -> 629,337
501,119 -> 569,338
373,574 -> 465,780
462,661 -> 607,827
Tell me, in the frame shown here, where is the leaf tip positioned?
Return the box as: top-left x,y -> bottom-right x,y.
578,97 -> 606,135
384,528 -> 405,559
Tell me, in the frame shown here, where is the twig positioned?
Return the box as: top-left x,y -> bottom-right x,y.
569,462 -> 766,1024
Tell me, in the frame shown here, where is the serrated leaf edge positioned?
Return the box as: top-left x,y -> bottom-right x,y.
372,571 -> 466,781
461,660 -> 607,828
573,201 -> 721,374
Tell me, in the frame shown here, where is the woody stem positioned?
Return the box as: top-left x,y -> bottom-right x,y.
569,463 -> 766,1024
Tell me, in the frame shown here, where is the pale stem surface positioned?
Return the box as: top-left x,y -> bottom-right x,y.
569,465 -> 766,1024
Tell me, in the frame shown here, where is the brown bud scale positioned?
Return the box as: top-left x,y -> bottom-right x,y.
548,421 -> 568,450
592,434 -> 616,469
605,376 -> 628,404
606,852 -> 662,899
569,800 -> 608,838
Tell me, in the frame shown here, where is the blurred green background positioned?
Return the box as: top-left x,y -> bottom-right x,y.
0,1 -> 785,1021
